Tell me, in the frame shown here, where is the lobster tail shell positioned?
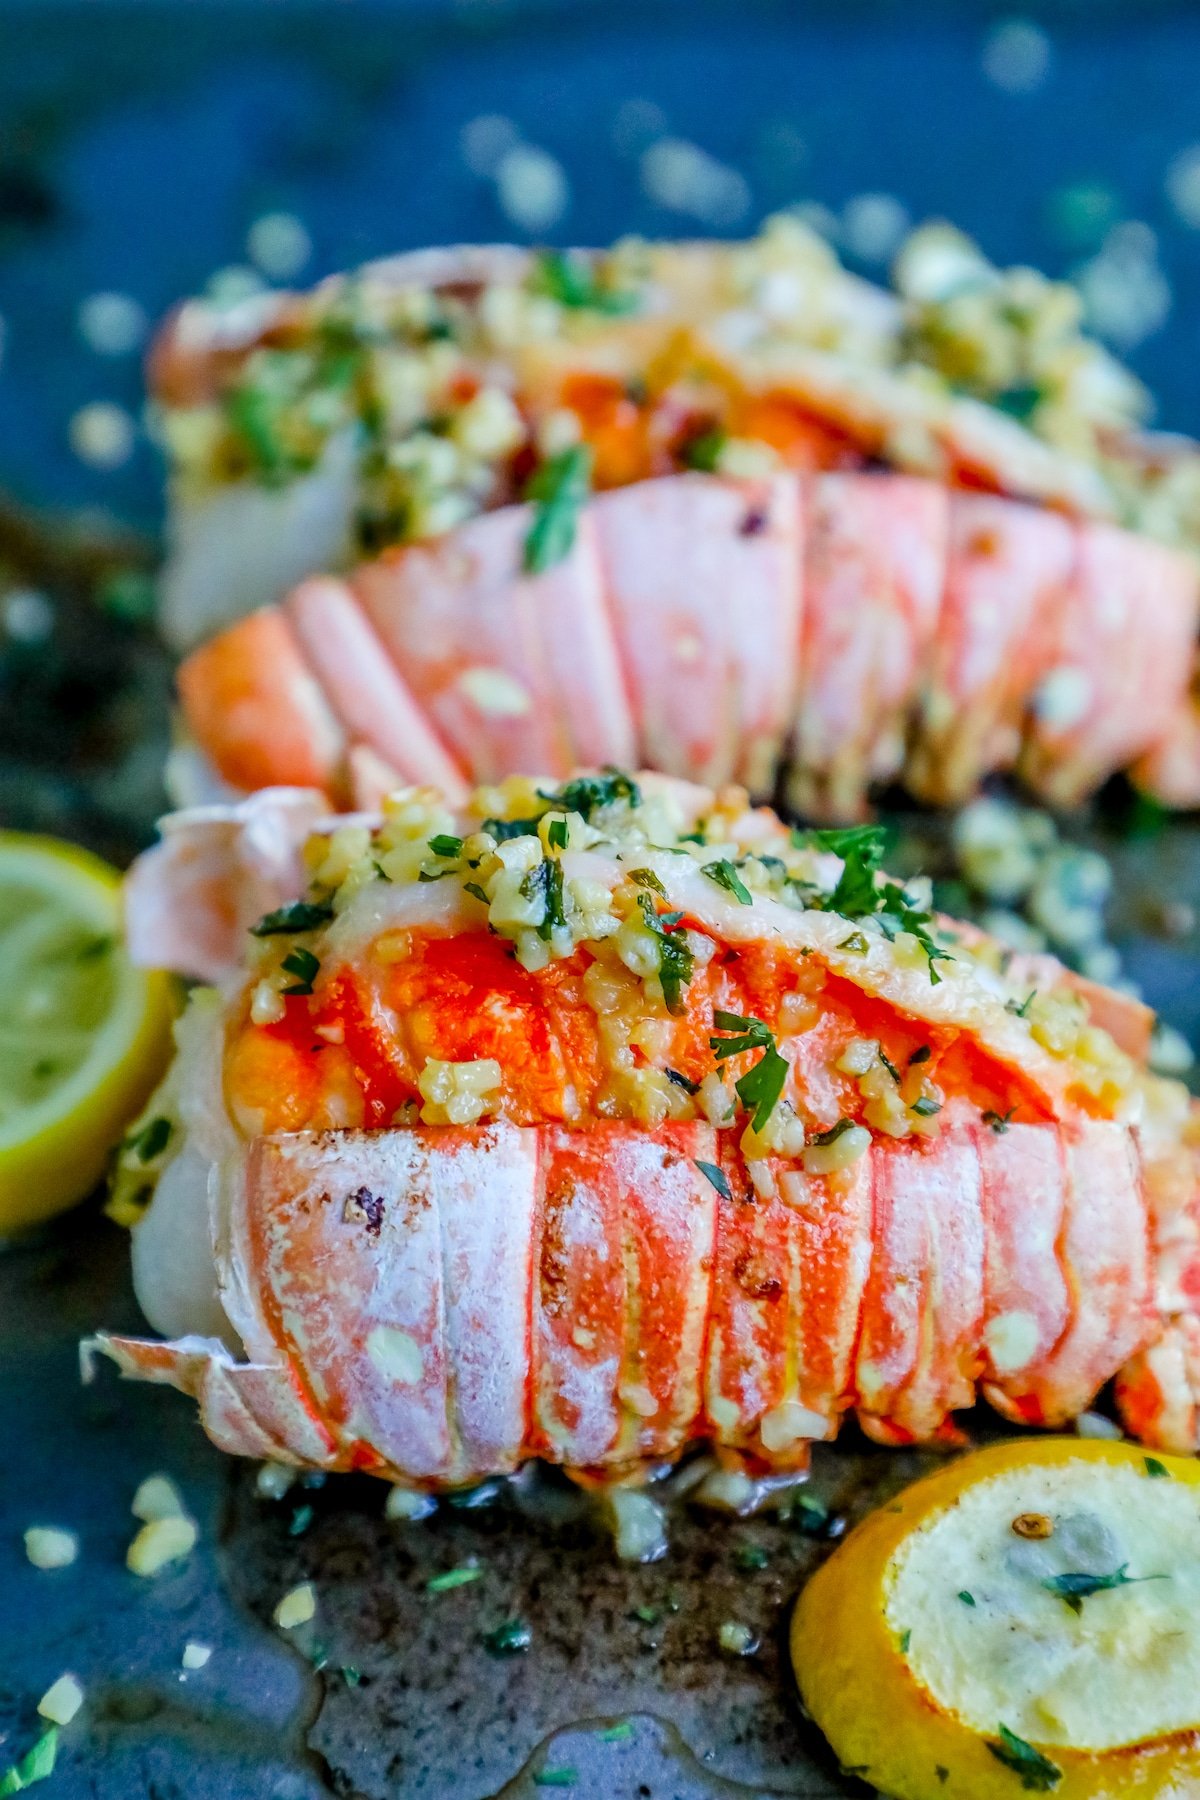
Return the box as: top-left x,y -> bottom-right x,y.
88,1113 -> 1190,1486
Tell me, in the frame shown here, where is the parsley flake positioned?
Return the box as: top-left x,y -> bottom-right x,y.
681,427 -> 727,472
0,1727 -> 58,1796
636,893 -> 693,1013
427,1564 -> 483,1593
281,947 -> 320,995
628,867 -> 666,896
988,1725 -> 1062,1791
709,1011 -> 789,1133
546,817 -> 568,851
128,1115 -> 171,1162
1145,1457 -> 1170,1478
540,770 -> 641,819
695,1159 -> 732,1200
251,898 -> 334,937
523,444 -> 592,573
482,1618 -> 532,1656
983,1107 -> 1016,1134
464,881 -> 489,904
428,834 -> 463,859
703,859 -> 752,905
808,1117 -> 856,1147
665,1066 -> 699,1094
1042,1564 -> 1164,1613
532,248 -> 637,314
521,858 -> 567,942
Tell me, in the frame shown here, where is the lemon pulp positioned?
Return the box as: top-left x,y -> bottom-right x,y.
0,833 -> 173,1232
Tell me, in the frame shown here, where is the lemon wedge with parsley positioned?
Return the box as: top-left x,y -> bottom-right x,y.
0,833 -> 173,1234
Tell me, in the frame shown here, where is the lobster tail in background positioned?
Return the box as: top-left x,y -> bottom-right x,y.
174,470 -> 1200,820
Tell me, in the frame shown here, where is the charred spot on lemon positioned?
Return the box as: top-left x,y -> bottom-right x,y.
0,834 -> 173,1232
790,1439 -> 1200,1800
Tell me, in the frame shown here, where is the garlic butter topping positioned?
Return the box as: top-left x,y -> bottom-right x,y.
226,771 -> 1187,1158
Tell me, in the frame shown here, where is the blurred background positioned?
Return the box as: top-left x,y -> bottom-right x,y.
5,1 -> 1200,529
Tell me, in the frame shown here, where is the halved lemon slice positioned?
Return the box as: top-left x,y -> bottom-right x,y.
0,832 -> 174,1234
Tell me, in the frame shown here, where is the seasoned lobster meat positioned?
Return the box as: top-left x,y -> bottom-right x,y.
92,773 -> 1200,1490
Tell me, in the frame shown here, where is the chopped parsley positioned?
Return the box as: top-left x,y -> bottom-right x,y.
0,1727 -> 58,1795
1145,1457 -> 1170,1478
636,893 -> 694,1013
483,814 -> 542,841
898,1628 -> 912,1653
523,443 -> 592,573
958,1590 -> 976,1606
983,1107 -> 1016,1134
733,1542 -> 770,1571
482,1618 -> 532,1656
427,1564 -> 483,1594
665,1066 -> 699,1094
281,947 -> 320,996
532,1768 -> 578,1789
1042,1564 -> 1164,1613
987,1725 -> 1062,1791
1007,991 -> 1036,1018
909,1045 -> 932,1065
837,931 -> 869,954
464,881 -> 489,904
783,1491 -> 830,1535
128,1116 -> 171,1162
681,427 -> 727,472
695,1159 -> 732,1200
876,882 -> 955,985
546,817 -> 568,851
628,867 -> 667,896
427,834 -> 463,859
598,1721 -> 635,1743
709,1011 -> 789,1134
521,858 -> 567,942
531,248 -> 637,314
879,1050 -> 901,1085
793,827 -> 952,983
227,381 -> 306,488
251,898 -> 335,937
288,1503 -> 314,1537
540,769 -> 641,819
910,1095 -> 942,1118
808,1117 -> 856,1147
702,859 -> 752,905
799,823 -> 889,915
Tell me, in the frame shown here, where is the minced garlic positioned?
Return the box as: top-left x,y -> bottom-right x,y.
24,1527 -> 79,1571
274,1582 -> 316,1629
127,1513 -> 197,1577
37,1675 -> 84,1726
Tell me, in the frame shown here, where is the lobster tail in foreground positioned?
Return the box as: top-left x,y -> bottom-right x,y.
92,773 -> 1200,1493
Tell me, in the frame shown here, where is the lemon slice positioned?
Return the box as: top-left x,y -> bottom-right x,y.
0,832 -> 174,1234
